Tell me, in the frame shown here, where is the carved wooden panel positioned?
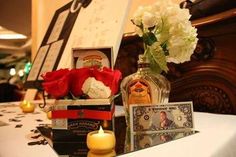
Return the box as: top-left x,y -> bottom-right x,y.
169,72 -> 236,114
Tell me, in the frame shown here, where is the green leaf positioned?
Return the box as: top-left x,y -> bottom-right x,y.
143,32 -> 157,46
148,55 -> 162,74
161,42 -> 169,56
146,47 -> 168,73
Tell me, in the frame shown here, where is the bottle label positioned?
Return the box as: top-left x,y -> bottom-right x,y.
127,79 -> 152,104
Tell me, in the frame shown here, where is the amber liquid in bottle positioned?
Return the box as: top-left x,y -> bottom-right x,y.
120,55 -> 171,125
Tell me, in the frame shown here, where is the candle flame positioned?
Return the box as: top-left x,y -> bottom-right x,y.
98,126 -> 104,134
26,102 -> 31,107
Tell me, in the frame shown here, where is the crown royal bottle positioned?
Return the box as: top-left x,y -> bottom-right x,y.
120,54 -> 171,125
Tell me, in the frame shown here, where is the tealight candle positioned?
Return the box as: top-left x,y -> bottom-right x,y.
87,126 -> 116,154
20,100 -> 28,109
47,111 -> 52,119
22,101 -> 35,113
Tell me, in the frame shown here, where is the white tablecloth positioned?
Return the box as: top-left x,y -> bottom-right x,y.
0,102 -> 236,157
0,102 -> 57,157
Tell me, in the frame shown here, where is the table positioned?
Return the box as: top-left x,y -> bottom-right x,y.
0,101 -> 236,157
0,101 -> 57,157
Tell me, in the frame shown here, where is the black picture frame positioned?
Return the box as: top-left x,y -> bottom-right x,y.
25,1 -> 80,89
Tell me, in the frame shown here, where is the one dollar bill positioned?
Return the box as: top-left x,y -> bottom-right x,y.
129,102 -> 194,133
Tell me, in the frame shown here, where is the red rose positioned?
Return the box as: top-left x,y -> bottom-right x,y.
42,72 -> 70,99
110,68 -> 122,94
93,67 -> 122,95
41,67 -> 122,98
41,69 -> 70,82
70,68 -> 93,96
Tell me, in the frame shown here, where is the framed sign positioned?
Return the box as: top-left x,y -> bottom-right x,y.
56,0 -> 131,69
25,0 -> 86,88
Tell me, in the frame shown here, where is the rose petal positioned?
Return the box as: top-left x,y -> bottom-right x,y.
42,74 -> 70,99
93,67 -> 122,95
111,69 -> 122,94
70,68 -> 93,96
41,69 -> 70,82
42,67 -> 122,98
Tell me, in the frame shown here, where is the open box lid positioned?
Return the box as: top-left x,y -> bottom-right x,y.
58,0 -> 131,69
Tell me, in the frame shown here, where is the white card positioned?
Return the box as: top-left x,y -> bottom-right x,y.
27,45 -> 49,81
57,0 -> 131,69
38,40 -> 64,80
47,9 -> 69,44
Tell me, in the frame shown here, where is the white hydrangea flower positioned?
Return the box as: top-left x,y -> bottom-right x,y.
132,6 -> 145,26
82,77 -> 111,99
167,19 -> 198,63
131,0 -> 198,69
142,11 -> 157,28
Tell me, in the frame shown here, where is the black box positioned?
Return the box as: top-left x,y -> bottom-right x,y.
52,99 -> 115,142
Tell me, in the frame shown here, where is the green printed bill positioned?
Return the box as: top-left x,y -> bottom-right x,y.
129,102 -> 194,133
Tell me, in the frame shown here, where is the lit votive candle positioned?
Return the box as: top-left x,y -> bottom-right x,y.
87,126 -> 116,154
22,101 -> 35,113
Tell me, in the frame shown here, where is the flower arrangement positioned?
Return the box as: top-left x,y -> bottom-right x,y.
132,0 -> 198,73
41,67 -> 122,99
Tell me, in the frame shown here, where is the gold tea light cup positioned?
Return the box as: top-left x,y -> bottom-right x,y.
21,101 -> 35,113
20,100 -> 28,109
47,111 -> 52,119
87,126 -> 116,154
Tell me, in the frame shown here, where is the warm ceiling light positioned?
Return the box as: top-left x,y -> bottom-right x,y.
18,69 -> 24,77
0,34 -> 27,39
9,68 -> 16,76
0,25 -> 27,39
